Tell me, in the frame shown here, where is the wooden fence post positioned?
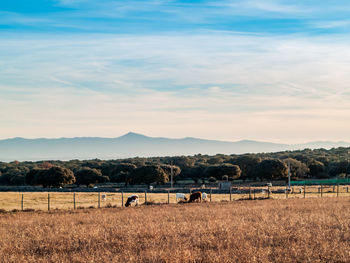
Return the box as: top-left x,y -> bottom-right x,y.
337,184 -> 339,197
121,192 -> 124,207
145,190 -> 147,205
347,186 -> 349,193
304,184 -> 306,198
73,193 -> 76,209
249,186 -> 252,199
253,189 -> 256,200
21,194 -> 24,211
268,186 -> 270,199
168,190 -> 170,204
321,184 -> 323,197
48,193 -> 50,211
285,186 -> 288,199
210,189 -> 212,202
98,192 -> 101,208
230,187 -> 232,201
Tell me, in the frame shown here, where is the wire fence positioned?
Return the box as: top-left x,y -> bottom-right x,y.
1,184 -> 350,212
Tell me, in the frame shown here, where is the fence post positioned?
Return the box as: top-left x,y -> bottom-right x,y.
48,193 -> 50,211
304,184 -> 306,198
210,188 -> 212,202
347,186 -> 349,193
145,190 -> 147,205
121,192 -> 124,207
73,192 -> 76,209
333,185 -> 336,193
98,192 -> 101,208
230,187 -> 232,201
321,184 -> 323,197
21,194 -> 24,211
253,189 -> 256,200
285,186 -> 288,199
337,184 -> 339,197
168,190 -> 170,204
249,186 -> 252,199
267,186 -> 270,199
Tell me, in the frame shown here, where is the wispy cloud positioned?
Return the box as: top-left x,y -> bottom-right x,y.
311,20 -> 350,29
2,0 -> 350,34
1,1 -> 350,143
1,32 -> 350,142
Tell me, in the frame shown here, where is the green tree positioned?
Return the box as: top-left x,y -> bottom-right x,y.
283,158 -> 309,179
204,163 -> 241,180
160,164 -> 181,184
256,159 -> 288,181
28,167 -> 75,188
25,168 -> 41,185
229,155 -> 261,181
188,163 -> 207,183
75,167 -> 109,187
0,168 -> 26,185
328,161 -> 350,177
26,168 -> 47,186
44,166 -> 76,187
130,165 -> 168,186
308,160 -> 327,178
108,163 -> 137,186
168,156 -> 196,178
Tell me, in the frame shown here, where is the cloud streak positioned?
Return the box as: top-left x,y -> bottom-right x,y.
1,0 -> 350,34
1,1 -> 350,143
1,32 -> 350,142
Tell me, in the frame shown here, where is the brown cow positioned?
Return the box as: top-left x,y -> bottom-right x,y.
188,191 -> 202,203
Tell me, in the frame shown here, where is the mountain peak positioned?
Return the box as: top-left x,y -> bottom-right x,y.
119,132 -> 147,138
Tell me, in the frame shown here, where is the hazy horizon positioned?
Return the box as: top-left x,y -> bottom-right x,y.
1,132 -> 350,146
1,1 -> 350,144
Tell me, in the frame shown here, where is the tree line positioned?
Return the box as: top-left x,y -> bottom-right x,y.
0,147 -> 350,188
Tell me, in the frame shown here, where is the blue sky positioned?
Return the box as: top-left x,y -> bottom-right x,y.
1,0 -> 350,34
1,0 -> 350,143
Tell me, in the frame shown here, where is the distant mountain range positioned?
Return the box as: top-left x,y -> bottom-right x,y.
0,132 -> 349,161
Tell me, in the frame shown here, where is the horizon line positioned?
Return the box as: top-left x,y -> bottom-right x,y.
0,132 -> 349,146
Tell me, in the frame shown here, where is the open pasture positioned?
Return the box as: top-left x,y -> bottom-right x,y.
0,197 -> 349,262
1,185 -> 350,211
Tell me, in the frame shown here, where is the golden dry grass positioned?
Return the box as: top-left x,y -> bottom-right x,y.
1,186 -> 350,211
0,197 -> 349,263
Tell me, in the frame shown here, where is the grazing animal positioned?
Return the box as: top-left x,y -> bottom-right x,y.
176,193 -> 187,202
125,195 -> 139,207
284,188 -> 292,193
202,192 -> 208,201
188,192 -> 202,203
299,187 -> 303,194
101,194 -> 107,201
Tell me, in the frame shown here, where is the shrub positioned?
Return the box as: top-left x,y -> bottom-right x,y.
208,177 -> 217,183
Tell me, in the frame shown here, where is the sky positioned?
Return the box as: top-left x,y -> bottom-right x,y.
1,0 -> 350,143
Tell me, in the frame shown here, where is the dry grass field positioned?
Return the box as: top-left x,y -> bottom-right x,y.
1,185 -> 349,211
0,197 -> 349,263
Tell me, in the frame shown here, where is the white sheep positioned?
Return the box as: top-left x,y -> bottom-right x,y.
101,194 -> 107,201
202,192 -> 208,201
176,193 -> 187,202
